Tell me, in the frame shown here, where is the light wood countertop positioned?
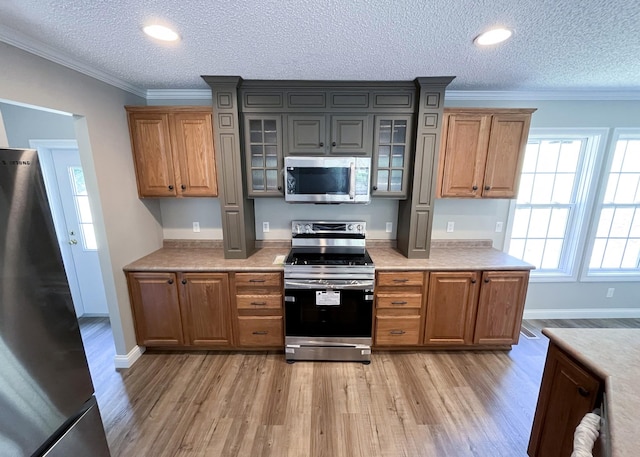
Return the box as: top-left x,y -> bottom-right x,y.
543,328 -> 640,457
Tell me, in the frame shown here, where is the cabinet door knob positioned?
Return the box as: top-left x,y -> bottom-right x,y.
372,186 -> 378,191
168,185 -> 174,190
181,279 -> 187,285
472,185 -> 478,191
277,185 -> 282,191
181,184 -> 186,190
319,142 -> 324,147
485,185 -> 491,191
471,279 -> 477,284
167,279 -> 174,284
577,386 -> 590,397
484,278 -> 490,283
332,141 -> 337,147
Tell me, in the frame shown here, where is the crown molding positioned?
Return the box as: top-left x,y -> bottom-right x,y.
0,26 -> 146,99
146,89 -> 212,100
446,89 -> 640,101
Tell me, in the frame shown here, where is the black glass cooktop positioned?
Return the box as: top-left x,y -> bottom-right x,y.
285,250 -> 373,266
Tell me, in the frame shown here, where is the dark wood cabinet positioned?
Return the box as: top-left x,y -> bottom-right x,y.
473,270 -> 530,345
126,106 -> 218,198
179,273 -> 232,346
127,272 -> 184,346
438,108 -> 534,199
423,271 -> 479,345
126,271 -> 232,348
528,343 -> 603,457
286,114 -> 371,155
243,114 -> 283,196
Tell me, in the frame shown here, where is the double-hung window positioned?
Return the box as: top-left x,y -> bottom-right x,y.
587,130 -> 640,278
507,130 -> 605,279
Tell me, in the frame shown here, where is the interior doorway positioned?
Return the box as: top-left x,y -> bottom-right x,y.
31,140 -> 109,317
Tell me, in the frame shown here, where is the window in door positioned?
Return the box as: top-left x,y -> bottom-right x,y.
69,166 -> 97,250
507,130 -> 605,279
587,131 -> 640,277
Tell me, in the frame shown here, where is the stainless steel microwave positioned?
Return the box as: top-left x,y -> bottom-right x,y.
284,156 -> 371,203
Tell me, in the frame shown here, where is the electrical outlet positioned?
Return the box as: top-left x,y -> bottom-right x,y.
495,221 -> 504,232
385,222 -> 393,233
192,222 -> 200,233
606,287 -> 615,298
262,222 -> 270,233
446,221 -> 455,233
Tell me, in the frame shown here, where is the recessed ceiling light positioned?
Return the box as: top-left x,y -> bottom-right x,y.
474,28 -> 513,46
143,24 -> 180,42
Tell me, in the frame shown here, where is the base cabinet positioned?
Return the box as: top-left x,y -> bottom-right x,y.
232,272 -> 284,347
528,343 -> 603,457
127,272 -> 231,347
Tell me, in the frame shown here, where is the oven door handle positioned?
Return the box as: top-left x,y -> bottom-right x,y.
284,279 -> 374,290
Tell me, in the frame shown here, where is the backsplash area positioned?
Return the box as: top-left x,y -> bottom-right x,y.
159,197 -> 511,250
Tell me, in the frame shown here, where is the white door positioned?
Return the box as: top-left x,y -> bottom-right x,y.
48,147 -> 109,316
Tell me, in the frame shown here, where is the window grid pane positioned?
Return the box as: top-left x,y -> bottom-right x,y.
68,167 -> 96,252
589,133 -> 640,274
509,136 -> 588,273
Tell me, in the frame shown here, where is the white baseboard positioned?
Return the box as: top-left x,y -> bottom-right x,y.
113,345 -> 145,369
523,308 -> 640,320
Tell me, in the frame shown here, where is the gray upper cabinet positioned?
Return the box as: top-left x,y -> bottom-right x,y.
286,114 -> 372,155
244,114 -> 283,197
371,115 -> 413,198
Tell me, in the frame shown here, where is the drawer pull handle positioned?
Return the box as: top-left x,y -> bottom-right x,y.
390,330 -> 406,335
393,279 -> 409,283
577,386 -> 590,397
391,301 -> 408,305
252,331 -> 268,335
251,302 -> 267,306
249,279 -> 266,283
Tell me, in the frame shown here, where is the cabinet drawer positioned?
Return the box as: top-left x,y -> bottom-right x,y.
376,293 -> 422,309
237,316 -> 283,347
234,272 -> 282,289
236,294 -> 282,310
377,271 -> 424,287
375,316 -> 421,346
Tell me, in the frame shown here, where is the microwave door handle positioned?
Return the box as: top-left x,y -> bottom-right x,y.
349,161 -> 356,199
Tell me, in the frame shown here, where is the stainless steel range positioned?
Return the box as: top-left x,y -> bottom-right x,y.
284,221 -> 375,363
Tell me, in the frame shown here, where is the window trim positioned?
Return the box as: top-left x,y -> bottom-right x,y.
581,128 -> 640,282
504,128 -> 609,283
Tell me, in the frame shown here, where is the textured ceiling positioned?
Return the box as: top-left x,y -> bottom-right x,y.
0,0 -> 639,94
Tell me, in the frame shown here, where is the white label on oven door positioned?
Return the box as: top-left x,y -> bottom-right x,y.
316,290 -> 340,306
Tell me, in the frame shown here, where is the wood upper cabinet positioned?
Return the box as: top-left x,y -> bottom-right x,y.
126,106 -> 218,198
438,108 -> 535,198
126,271 -> 232,348
286,114 -> 372,155
528,343 -> 602,457
473,270 -> 530,345
127,272 -> 184,346
423,271 -> 479,345
179,273 -> 232,346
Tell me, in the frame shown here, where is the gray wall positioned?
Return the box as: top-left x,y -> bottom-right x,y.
0,42 -> 162,360
0,102 -> 76,146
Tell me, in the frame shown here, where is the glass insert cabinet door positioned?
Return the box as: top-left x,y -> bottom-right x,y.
372,115 -> 413,198
244,115 -> 283,196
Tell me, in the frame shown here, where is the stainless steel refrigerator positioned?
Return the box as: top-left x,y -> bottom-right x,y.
0,148 -> 111,456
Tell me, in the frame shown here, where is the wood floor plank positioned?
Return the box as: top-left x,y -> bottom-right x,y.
77,317 -> 640,457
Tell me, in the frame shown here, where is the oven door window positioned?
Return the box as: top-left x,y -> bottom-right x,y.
286,167 -> 350,195
285,289 -> 372,337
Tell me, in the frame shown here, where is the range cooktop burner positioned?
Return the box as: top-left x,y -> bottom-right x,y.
285,250 -> 373,266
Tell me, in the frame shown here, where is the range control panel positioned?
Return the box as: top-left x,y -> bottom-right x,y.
291,221 -> 366,236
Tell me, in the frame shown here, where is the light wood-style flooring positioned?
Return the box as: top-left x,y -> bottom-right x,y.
78,317 -> 640,457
